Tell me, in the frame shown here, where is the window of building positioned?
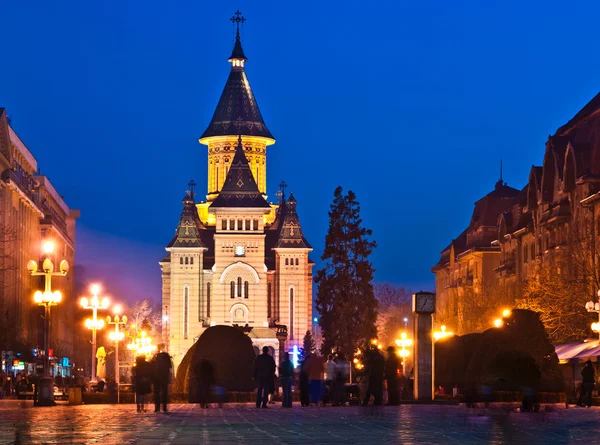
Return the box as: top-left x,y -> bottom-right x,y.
267,283 -> 272,318
295,258 -> 299,266
253,219 -> 259,231
183,286 -> 189,339
244,281 -> 249,299
530,243 -> 535,260
180,257 -> 183,265
285,258 -> 289,266
190,257 -> 194,265
222,219 -> 227,231
206,282 -> 211,318
234,307 -> 245,322
185,257 -> 189,265
237,219 -> 243,230
523,244 -> 528,263
230,281 -> 235,299
237,277 -> 242,298
245,219 -> 250,231
289,287 -> 294,340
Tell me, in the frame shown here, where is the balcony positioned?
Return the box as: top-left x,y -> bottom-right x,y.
494,260 -> 515,277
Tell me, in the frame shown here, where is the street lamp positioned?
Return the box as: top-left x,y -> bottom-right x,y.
493,309 -> 512,328
585,290 -> 600,340
107,306 -> 126,403
433,325 -> 453,341
395,332 -> 413,375
127,331 -> 157,359
81,284 -> 110,382
27,241 -> 69,406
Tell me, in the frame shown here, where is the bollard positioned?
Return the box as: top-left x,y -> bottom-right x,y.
37,377 -> 56,407
69,387 -> 83,405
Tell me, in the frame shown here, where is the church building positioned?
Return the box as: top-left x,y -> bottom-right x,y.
160,14 -> 313,374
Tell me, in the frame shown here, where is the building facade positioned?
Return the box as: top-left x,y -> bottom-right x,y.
161,22 -> 313,373
0,108 -> 79,376
434,92 -> 600,335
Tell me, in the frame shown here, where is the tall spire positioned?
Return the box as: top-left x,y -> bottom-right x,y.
209,136 -> 271,209
199,11 -> 274,142
167,185 -> 206,248
275,192 -> 311,249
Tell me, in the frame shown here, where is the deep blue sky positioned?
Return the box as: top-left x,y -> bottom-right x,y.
2,1 -> 600,304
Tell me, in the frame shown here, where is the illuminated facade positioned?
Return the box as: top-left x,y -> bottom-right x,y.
433,91 -> 600,334
0,108 -> 79,375
161,16 -> 313,373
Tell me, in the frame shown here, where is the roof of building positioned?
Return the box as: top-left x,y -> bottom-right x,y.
274,193 -> 312,249
209,137 -> 271,209
200,34 -> 273,140
167,190 -> 207,248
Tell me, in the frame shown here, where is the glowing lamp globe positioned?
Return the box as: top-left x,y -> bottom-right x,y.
90,284 -> 101,295
59,260 -> 69,274
27,260 -> 38,274
80,297 -> 88,308
42,241 -> 54,254
34,291 -> 43,303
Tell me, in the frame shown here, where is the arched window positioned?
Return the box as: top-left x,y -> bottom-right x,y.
245,219 -> 250,231
183,286 -> 189,339
237,277 -> 242,297
253,219 -> 259,231
267,283 -> 272,318
230,281 -> 235,299
289,287 -> 294,340
234,307 -> 245,322
206,282 -> 211,318
285,258 -> 289,266
180,257 -> 183,265
237,219 -> 243,230
190,257 -> 194,265
185,257 -> 189,265
295,258 -> 299,266
222,219 -> 227,231
244,281 -> 249,299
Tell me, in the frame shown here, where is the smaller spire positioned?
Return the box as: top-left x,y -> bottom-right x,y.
168,184 -> 206,249
229,10 -> 247,64
279,180 -> 288,202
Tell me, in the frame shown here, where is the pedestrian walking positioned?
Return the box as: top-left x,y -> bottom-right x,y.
153,347 -> 173,413
334,354 -> 349,406
133,356 -> 152,412
299,357 -> 309,406
385,346 -> 400,406
279,352 -> 294,408
304,353 -> 324,406
579,360 -> 596,408
324,354 -> 337,404
362,347 -> 385,406
254,346 -> 276,408
194,358 -> 215,409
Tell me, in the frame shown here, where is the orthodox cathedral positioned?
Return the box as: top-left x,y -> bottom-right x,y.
160,13 -> 313,374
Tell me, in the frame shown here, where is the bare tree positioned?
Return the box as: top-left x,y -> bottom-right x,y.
517,226 -> 597,343
374,283 -> 412,347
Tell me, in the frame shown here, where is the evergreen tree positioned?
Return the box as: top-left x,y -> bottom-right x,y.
301,330 -> 316,358
315,186 -> 377,357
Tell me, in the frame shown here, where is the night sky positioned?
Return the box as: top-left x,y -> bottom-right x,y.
2,1 -> 600,305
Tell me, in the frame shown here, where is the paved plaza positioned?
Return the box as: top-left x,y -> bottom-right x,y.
0,402 -> 599,444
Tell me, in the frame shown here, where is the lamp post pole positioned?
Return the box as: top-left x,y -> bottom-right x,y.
81,285 -> 110,382
28,241 -> 69,406
107,307 -> 126,403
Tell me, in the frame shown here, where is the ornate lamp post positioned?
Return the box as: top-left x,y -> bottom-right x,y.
28,241 -> 69,377
27,241 -> 69,406
106,306 -> 127,383
585,290 -> 600,340
80,284 -> 110,382
395,332 -> 413,375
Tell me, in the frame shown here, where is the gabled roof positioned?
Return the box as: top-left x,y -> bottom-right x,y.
200,33 -> 273,141
167,191 -> 207,249
209,137 -> 271,209
274,193 -> 311,249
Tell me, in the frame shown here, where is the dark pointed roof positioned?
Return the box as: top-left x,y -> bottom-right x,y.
229,31 -> 247,62
167,191 -> 207,248
200,32 -> 273,141
274,192 -> 311,249
210,138 -> 271,209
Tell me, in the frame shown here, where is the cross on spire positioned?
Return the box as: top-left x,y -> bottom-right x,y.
188,179 -> 196,198
279,180 -> 288,201
230,10 -> 246,38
